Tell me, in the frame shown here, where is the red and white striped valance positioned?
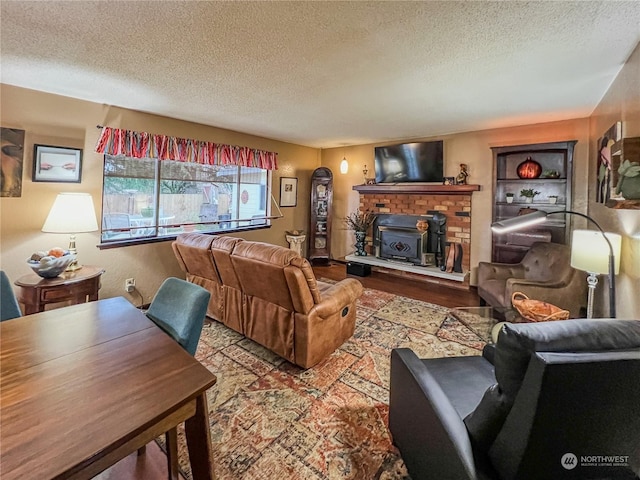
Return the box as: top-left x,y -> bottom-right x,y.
94,126 -> 278,170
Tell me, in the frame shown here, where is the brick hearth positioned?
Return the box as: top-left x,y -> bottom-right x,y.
354,184 -> 479,275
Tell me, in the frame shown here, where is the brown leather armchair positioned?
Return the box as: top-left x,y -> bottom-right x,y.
477,242 -> 587,318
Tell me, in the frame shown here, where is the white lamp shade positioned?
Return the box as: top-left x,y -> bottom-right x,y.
570,229 -> 621,275
340,158 -> 348,174
42,193 -> 99,233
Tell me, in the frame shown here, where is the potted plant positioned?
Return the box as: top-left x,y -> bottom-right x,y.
548,195 -> 558,204
140,207 -> 155,218
345,210 -> 376,232
345,210 -> 376,256
542,169 -> 560,179
520,188 -> 540,203
505,192 -> 515,204
616,159 -> 640,200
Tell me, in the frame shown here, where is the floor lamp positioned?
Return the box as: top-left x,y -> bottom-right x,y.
491,210 -> 620,318
570,229 -> 621,318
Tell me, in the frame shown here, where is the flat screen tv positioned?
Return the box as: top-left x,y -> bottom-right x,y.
374,141 -> 443,183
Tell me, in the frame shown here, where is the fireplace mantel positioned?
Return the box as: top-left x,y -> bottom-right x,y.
352,184 -> 481,195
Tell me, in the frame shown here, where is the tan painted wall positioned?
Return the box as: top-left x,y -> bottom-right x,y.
588,42 -> 640,319
4,38 -> 637,319
0,85 -> 319,306
324,118 -> 591,284
324,42 -> 639,318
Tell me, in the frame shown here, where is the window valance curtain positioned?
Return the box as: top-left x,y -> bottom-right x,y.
94,126 -> 278,170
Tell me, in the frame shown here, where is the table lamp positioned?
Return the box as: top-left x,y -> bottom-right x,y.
42,193 -> 99,271
491,209 -> 620,318
570,229 -> 621,318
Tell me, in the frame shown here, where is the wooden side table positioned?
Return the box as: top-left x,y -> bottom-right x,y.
14,265 -> 105,315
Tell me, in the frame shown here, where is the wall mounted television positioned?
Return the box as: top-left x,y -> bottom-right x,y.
374,140 -> 444,183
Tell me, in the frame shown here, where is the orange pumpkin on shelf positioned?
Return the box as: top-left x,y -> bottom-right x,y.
517,157 -> 542,179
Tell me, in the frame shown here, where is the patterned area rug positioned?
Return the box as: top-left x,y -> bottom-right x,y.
171,286 -> 490,479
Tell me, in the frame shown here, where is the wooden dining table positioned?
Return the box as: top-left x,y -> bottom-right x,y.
0,297 -> 217,480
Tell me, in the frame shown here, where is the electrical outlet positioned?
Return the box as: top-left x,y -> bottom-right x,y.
125,278 -> 135,293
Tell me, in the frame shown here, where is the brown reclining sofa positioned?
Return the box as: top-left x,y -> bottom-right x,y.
172,233 -> 363,368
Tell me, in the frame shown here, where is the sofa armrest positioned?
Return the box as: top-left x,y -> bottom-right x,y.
313,278 -> 363,318
389,348 -> 479,480
478,262 -> 525,283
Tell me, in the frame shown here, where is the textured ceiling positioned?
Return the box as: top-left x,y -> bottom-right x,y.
1,1 -> 639,149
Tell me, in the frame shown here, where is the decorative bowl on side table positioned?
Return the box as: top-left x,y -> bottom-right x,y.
27,254 -> 76,278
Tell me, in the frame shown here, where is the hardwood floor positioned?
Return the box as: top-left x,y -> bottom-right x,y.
313,260 -> 481,308
95,261 -> 479,479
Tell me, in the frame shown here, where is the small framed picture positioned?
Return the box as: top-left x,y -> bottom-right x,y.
443,177 -> 455,185
279,177 -> 298,207
33,144 -> 83,183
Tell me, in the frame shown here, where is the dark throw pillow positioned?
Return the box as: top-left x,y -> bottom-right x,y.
463,383 -> 511,452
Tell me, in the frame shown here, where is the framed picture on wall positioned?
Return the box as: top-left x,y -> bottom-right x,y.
33,144 -> 83,183
596,122 -> 621,205
279,177 -> 298,207
599,123 -> 640,209
0,127 -> 25,197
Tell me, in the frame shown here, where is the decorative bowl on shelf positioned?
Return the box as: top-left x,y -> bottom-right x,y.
27,254 -> 76,278
542,169 -> 560,179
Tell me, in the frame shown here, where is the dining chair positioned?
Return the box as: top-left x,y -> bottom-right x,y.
1,270 -> 22,321
140,277 -> 211,480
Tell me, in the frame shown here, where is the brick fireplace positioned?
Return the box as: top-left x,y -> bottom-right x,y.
353,184 -> 480,280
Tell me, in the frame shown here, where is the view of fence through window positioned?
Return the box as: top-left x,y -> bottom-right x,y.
101,155 -> 269,242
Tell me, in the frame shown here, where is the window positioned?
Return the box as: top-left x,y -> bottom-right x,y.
101,154 -> 270,243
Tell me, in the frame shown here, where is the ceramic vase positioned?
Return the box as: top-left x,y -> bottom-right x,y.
506,196 -> 514,204
354,231 -> 367,256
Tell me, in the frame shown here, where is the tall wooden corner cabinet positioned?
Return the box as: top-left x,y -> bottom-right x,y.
308,167 -> 333,265
491,141 -> 576,263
